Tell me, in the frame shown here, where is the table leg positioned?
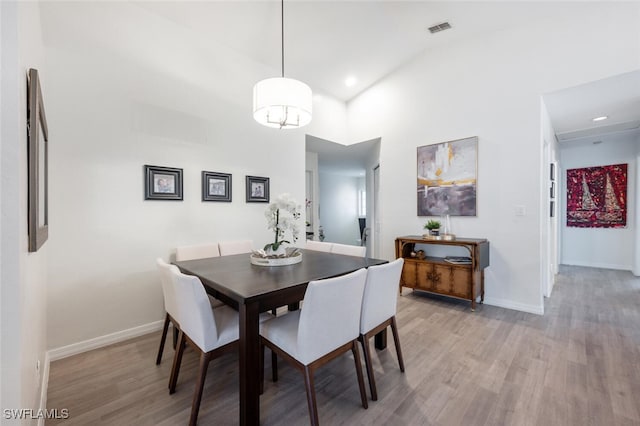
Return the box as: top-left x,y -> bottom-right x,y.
239,302 -> 260,426
374,329 -> 387,350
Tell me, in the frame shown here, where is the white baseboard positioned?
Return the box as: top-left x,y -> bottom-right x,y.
37,352 -> 50,426
483,297 -> 544,315
561,260 -> 631,271
48,320 -> 164,362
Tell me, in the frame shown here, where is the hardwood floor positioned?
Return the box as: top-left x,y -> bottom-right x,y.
46,266 -> 640,425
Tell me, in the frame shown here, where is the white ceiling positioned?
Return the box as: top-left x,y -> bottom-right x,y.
134,1 -> 640,142
544,70 -> 640,142
134,1 -> 594,102
41,1 -> 639,148
306,135 -> 378,176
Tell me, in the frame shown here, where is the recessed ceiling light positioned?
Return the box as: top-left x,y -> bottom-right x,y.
592,115 -> 608,122
345,76 -> 357,87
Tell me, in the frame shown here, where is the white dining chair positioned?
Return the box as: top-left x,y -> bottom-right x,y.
218,239 -> 254,256
331,242 -> 366,257
305,240 -> 333,252
168,267 -> 240,426
175,243 -> 226,308
359,258 -> 405,401
175,243 -> 220,261
155,258 -> 181,366
260,268 -> 369,426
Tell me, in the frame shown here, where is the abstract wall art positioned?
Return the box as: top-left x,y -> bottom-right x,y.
417,136 -> 478,216
566,163 -> 627,228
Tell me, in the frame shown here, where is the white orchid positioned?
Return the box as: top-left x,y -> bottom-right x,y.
264,193 -> 301,252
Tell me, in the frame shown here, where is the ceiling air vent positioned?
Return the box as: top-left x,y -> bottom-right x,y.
428,22 -> 451,34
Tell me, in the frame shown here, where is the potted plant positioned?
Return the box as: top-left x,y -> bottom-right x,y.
263,193 -> 301,256
424,219 -> 441,236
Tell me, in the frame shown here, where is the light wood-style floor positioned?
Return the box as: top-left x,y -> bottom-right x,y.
46,266 -> 640,425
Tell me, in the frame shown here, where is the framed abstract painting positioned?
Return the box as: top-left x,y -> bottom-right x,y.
417,136 -> 478,216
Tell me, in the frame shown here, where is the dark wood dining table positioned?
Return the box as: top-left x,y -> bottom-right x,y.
174,248 -> 388,425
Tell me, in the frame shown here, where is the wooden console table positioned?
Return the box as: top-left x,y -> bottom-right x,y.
395,236 -> 490,310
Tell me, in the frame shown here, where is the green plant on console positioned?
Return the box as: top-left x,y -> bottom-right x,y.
424,220 -> 441,230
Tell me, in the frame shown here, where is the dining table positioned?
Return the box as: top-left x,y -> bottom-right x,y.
174,248 -> 388,425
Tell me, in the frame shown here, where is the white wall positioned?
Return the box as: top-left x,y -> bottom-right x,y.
318,172 -> 361,245
1,0 -> 49,420
635,136 -> 640,276
560,133 -> 637,270
540,102 -> 560,296
40,2 -> 347,349
347,3 -> 640,314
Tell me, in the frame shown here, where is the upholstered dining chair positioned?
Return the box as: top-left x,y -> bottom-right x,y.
175,243 -> 220,261
155,258 -> 181,365
168,268 -> 240,426
218,239 -> 254,256
260,268 -> 369,426
305,240 -> 333,252
175,243 -> 225,308
331,242 -> 366,257
359,258 -> 405,401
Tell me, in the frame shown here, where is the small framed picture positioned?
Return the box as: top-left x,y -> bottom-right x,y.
202,171 -> 231,202
550,181 -> 555,199
550,200 -> 555,217
246,176 -> 269,203
144,165 -> 183,200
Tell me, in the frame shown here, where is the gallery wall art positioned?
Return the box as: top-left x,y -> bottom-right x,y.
417,136 -> 478,216
566,163 -> 627,228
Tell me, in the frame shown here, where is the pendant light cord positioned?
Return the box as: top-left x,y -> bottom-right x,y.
281,0 -> 285,78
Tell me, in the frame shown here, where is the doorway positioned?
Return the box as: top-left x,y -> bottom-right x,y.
305,136 -> 381,257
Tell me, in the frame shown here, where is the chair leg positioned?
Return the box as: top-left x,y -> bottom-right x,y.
359,334 -> 378,401
390,316 -> 405,372
156,313 -> 170,365
351,341 -> 368,409
271,349 -> 278,382
260,342 -> 264,395
189,351 -> 212,426
302,365 -> 319,426
172,323 -> 179,349
169,330 -> 186,393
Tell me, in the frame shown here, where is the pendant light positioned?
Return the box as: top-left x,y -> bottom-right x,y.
253,0 -> 312,129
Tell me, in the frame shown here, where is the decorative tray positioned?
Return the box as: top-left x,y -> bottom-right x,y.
250,252 -> 302,267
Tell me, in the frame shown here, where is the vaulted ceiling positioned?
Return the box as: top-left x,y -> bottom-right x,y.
41,1 -> 639,141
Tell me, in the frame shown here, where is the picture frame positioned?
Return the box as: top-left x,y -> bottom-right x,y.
27,68 -> 49,252
550,181 -> 555,199
246,176 -> 269,203
202,171 -> 232,202
550,200 -> 555,218
144,165 -> 183,200
417,136 -> 478,216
